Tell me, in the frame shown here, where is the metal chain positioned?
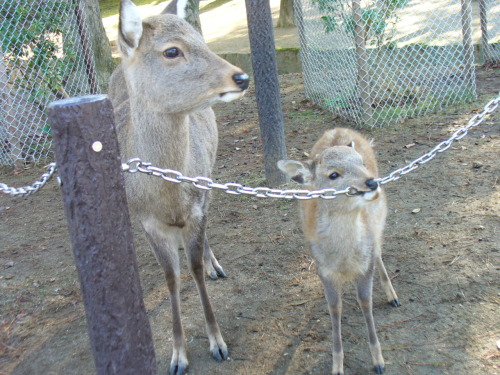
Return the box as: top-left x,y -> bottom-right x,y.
122,158 -> 359,200
378,94 -> 500,185
0,162 -> 57,197
122,92 -> 499,200
1,92 -> 499,199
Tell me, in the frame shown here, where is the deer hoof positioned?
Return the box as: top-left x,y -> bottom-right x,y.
373,364 -> 385,374
390,299 -> 401,307
169,362 -> 188,375
216,267 -> 227,278
211,345 -> 228,362
207,267 -> 227,280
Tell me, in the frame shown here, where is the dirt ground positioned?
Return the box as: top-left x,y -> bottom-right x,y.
1,65 -> 499,375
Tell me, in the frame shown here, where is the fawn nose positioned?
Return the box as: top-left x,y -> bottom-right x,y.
365,178 -> 379,191
233,73 -> 250,90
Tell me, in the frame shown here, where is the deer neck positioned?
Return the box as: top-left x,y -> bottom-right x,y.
129,106 -> 190,172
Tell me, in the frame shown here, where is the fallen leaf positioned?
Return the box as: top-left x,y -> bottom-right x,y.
412,208 -> 421,214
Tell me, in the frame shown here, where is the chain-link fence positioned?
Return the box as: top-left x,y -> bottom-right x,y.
295,0 -> 498,127
1,0 -> 100,167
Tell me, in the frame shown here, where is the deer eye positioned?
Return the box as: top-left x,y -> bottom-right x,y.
163,47 -> 182,58
328,172 -> 340,180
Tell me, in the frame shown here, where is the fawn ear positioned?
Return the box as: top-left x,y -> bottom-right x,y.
278,160 -> 312,185
162,0 -> 187,19
119,0 -> 143,58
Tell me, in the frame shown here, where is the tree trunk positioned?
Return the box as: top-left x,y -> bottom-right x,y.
0,53 -> 23,169
479,0 -> 492,64
82,0 -> 115,92
277,0 -> 295,28
460,0 -> 474,82
245,0 -> 288,186
163,0 -> 202,35
352,0 -> 373,127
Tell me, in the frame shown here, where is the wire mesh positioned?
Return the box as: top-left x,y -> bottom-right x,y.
294,0 -> 493,127
0,0 -> 100,167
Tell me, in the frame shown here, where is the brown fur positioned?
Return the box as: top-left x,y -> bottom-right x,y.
278,128 -> 400,374
108,2 -> 248,374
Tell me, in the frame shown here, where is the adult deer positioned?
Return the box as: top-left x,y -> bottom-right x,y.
108,1 -> 249,374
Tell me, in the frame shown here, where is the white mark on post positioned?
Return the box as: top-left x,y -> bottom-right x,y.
92,141 -> 103,152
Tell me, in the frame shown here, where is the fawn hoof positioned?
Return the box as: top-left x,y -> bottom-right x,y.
373,364 -> 385,374
211,345 -> 229,362
390,299 -> 401,307
169,362 -> 188,375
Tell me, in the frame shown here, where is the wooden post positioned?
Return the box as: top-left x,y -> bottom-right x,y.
245,0 -> 288,186
48,95 -> 157,375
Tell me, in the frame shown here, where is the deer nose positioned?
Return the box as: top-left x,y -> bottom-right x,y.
365,178 -> 379,191
233,73 -> 249,90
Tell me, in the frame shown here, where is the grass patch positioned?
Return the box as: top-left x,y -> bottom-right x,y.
200,0 -> 233,13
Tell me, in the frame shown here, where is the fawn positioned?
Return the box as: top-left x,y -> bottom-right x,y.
108,1 -> 249,374
278,128 -> 400,374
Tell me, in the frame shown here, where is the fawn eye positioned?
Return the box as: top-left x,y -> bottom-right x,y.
329,172 -> 340,180
163,47 -> 182,58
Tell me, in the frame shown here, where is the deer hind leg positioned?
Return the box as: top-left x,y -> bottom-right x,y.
184,217 -> 228,362
143,223 -> 188,375
318,272 -> 344,375
204,235 -> 227,280
375,255 -> 401,307
355,266 -> 385,374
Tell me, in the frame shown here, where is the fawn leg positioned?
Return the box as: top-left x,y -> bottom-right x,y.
184,218 -> 228,361
356,266 -> 385,374
375,255 -> 401,307
319,272 -> 344,375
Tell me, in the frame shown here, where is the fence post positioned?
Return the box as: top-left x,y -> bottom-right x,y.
48,95 -> 157,375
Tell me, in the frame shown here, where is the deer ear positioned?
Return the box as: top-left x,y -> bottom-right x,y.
119,0 -> 143,58
277,160 -> 313,185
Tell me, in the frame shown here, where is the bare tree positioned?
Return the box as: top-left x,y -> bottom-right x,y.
277,0 -> 295,27
83,0 -> 114,90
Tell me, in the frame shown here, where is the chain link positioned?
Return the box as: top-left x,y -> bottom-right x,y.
0,163 -> 57,197
1,92 -> 498,199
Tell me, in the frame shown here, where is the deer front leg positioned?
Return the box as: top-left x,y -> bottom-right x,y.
355,266 -> 385,374
319,272 -> 344,375
375,255 -> 401,307
203,235 -> 227,280
143,224 -> 188,375
184,219 -> 228,362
